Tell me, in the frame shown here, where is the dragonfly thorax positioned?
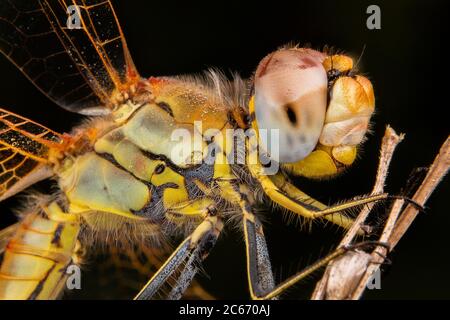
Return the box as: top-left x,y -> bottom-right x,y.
56,76 -> 236,233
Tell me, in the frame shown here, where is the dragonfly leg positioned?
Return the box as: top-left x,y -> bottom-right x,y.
216,181 -> 277,297
134,213 -> 223,300
244,229 -> 369,300
248,159 -> 388,230
218,178 -> 380,300
166,246 -> 204,300
242,211 -> 276,298
234,188 -> 344,300
239,190 -> 387,299
269,173 -> 361,229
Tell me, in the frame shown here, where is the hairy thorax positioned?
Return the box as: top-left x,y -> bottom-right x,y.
56,76 -> 238,236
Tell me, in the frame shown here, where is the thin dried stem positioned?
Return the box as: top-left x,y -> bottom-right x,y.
342,126 -> 404,245
389,137 -> 450,248
350,136 -> 449,299
312,126 -> 403,300
312,129 -> 449,300
349,199 -> 404,299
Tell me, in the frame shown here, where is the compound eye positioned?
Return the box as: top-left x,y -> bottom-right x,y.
254,48 -> 328,163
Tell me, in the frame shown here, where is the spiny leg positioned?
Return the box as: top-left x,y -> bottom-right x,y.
247,151 -> 387,230
270,173 -> 358,230
235,187 -> 336,300
242,210 -> 276,298
217,178 -> 379,300
269,172 -> 424,227
216,181 -> 277,298
134,214 -> 223,300
237,193 -> 382,300
245,232 -> 376,300
166,246 -> 202,300
245,131 -> 422,231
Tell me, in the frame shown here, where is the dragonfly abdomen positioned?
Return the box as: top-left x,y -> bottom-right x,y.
0,201 -> 80,300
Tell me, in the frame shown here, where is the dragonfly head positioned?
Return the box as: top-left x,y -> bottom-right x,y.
252,48 -> 328,163
252,47 -> 375,178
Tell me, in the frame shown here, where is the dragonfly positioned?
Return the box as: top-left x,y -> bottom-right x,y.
0,0 -> 396,300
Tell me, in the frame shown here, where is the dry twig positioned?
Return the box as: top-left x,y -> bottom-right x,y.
311,127 -> 449,300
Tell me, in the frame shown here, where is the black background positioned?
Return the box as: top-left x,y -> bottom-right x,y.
0,0 -> 449,299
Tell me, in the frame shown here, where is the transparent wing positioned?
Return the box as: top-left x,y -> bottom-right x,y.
0,107 -> 62,200
0,0 -> 140,115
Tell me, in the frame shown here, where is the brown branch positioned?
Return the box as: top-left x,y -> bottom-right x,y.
341,126 -> 404,245
350,135 -> 449,299
389,137 -> 450,248
312,126 -> 403,300
349,198 -> 404,299
312,129 -> 450,300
